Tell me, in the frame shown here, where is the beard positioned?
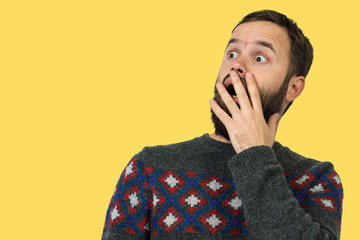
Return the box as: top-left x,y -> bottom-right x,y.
210,71 -> 290,141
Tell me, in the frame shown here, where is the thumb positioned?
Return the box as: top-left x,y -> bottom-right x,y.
268,112 -> 280,135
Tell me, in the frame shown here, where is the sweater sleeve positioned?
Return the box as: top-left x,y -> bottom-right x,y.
102,153 -> 150,240
228,146 -> 343,240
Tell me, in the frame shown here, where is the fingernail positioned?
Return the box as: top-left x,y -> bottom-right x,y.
230,70 -> 236,77
246,72 -> 252,79
216,82 -> 223,88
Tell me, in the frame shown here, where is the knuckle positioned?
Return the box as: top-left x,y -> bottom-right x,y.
244,110 -> 255,119
224,119 -> 233,127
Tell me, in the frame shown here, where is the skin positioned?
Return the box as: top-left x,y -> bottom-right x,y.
209,21 -> 305,154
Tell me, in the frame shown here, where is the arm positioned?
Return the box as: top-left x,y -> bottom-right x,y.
102,153 -> 150,240
210,71 -> 343,239
228,146 -> 343,239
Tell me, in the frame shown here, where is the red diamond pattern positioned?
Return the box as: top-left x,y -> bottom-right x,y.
200,175 -> 230,197
313,197 -> 337,212
180,188 -> 207,213
223,191 -> 242,215
159,170 -> 185,194
200,209 -> 227,234
159,207 -> 183,233
290,173 -> 315,190
329,171 -> 342,189
123,186 -> 140,215
306,181 -> 330,196
109,200 -> 126,227
121,157 -> 137,183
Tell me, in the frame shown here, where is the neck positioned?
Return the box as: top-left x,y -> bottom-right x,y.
209,132 -> 232,144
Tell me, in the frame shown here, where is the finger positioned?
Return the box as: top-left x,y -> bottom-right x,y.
215,81 -> 241,116
245,72 -> 262,112
230,70 -> 252,110
209,99 -> 232,125
267,112 -> 280,136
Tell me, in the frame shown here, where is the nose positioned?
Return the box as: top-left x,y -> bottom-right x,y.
231,62 -> 246,78
231,67 -> 245,78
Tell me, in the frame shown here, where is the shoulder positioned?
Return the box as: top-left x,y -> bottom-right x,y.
142,135 -> 201,156
274,142 -> 343,198
273,141 -> 337,175
133,135 -> 205,169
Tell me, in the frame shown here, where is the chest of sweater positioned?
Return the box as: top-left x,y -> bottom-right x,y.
109,157 -> 337,239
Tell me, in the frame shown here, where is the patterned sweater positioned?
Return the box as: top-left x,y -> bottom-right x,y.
102,133 -> 343,240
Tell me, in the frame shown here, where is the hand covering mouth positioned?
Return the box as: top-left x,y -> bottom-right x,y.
223,73 -> 249,98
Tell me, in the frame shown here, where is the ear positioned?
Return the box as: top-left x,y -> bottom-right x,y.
285,75 -> 305,102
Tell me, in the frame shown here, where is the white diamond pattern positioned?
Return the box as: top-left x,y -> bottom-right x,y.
111,206 -> 120,221
206,214 -> 222,228
129,192 -> 139,207
295,174 -> 309,185
310,183 -> 324,193
207,180 -> 222,191
333,175 -> 341,185
185,194 -> 200,207
229,197 -> 242,209
321,199 -> 333,208
164,213 -> 178,227
165,175 -> 179,188
125,162 -> 134,177
153,194 -> 159,207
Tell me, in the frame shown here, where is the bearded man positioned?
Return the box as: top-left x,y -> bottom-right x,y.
102,10 -> 343,240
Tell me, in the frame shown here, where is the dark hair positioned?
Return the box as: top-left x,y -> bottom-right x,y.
233,10 -> 313,78
233,10 -> 314,112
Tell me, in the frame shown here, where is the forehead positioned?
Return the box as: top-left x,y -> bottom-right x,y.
229,21 -> 290,56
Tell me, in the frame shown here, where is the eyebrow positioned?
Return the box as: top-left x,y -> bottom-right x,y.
256,41 -> 276,54
225,38 -> 276,55
225,38 -> 238,50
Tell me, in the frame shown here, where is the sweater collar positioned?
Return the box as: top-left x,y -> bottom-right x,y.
201,133 -> 282,153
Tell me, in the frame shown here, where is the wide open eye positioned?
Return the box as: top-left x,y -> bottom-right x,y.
254,55 -> 267,63
229,51 -> 238,59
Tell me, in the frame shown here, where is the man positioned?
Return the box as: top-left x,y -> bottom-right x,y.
102,10 -> 343,240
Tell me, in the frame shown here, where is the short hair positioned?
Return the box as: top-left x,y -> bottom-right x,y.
232,10 -> 314,112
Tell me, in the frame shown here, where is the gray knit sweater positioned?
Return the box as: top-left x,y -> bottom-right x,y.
102,133 -> 343,239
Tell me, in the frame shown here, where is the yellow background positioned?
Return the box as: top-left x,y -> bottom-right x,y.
1,0 -> 358,239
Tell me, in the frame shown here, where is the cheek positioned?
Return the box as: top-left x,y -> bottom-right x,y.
251,73 -> 272,92
215,73 -> 221,83
217,63 -> 230,82
252,67 -> 285,91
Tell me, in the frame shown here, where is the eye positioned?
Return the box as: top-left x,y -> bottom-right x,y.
254,55 -> 267,63
228,51 -> 238,59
